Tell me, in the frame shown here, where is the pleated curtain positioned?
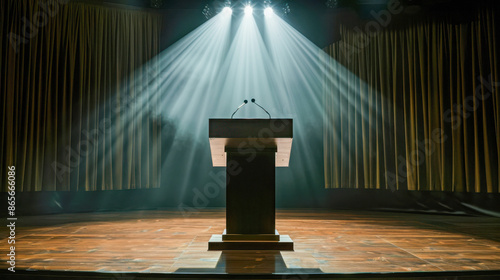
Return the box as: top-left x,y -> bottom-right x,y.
1,0 -> 163,191
324,9 -> 499,193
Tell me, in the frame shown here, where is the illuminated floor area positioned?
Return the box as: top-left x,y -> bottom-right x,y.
2,209 -> 500,278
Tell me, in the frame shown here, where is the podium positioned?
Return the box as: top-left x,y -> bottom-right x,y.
208,119 -> 294,250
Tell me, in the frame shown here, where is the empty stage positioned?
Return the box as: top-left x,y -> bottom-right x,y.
1,209 -> 500,279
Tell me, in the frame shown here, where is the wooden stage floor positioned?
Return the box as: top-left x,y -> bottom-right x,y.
2,209 -> 500,279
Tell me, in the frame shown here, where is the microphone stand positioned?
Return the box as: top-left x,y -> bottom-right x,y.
251,98 -> 271,119
231,100 -> 248,119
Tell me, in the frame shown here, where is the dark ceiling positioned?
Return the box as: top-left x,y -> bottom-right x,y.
92,0 -> 486,12
79,0 -> 496,48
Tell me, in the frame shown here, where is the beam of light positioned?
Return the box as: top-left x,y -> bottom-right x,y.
263,15 -> 373,122
81,6 -> 377,203
85,12 -> 233,196
262,14 -> 382,193
244,5 -> 253,15
148,13 -> 233,200
213,9 -> 291,118
264,7 -> 274,16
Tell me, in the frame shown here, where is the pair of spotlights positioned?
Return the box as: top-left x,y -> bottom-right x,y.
221,6 -> 274,16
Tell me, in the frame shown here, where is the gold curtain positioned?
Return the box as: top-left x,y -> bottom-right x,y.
1,0 -> 163,191
324,9 -> 499,192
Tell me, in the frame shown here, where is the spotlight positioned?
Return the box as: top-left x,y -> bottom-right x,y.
282,2 -> 290,15
202,4 -> 213,19
222,6 -> 232,15
264,7 -> 274,16
244,5 -> 253,15
325,0 -> 339,9
150,0 -> 164,8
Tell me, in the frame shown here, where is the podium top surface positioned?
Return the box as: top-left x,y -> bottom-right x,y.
209,119 -> 293,167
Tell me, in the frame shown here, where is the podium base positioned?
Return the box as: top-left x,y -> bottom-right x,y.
208,231 -> 294,251
222,229 -> 280,241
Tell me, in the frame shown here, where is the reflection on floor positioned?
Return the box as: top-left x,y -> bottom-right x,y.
176,250 -> 322,274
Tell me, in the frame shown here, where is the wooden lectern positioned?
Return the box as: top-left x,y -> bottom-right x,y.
208,119 -> 294,250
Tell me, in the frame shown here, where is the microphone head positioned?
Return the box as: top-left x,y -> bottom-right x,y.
244,99 -> 248,103
251,98 -> 256,103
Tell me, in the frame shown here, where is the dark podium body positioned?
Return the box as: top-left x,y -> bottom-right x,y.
226,149 -> 276,234
208,119 -> 294,250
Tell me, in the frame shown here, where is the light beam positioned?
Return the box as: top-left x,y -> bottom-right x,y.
90,8 -> 375,204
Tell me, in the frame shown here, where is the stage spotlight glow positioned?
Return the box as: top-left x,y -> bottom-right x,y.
244,5 -> 253,15
222,6 -> 232,15
111,4 -> 366,208
264,7 -> 274,16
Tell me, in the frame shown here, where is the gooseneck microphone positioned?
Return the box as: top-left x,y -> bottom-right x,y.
251,98 -> 271,119
231,100 -> 248,119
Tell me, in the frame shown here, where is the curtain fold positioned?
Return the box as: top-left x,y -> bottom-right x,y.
324,9 -> 499,193
1,0 -> 163,191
